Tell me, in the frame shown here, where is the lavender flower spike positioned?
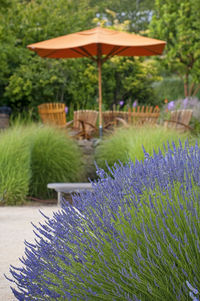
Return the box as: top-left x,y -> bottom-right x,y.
186,281 -> 199,295
119,100 -> 124,107
167,101 -> 175,110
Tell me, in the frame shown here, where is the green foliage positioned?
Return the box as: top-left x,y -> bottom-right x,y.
5,52 -> 159,114
5,57 -> 69,112
152,76 -> 185,104
95,126 -> 189,171
149,0 -> 200,97
0,126 -> 31,205
0,0 -> 97,110
0,123 -> 85,204
189,116 -> 200,136
102,57 -> 160,108
91,0 -> 154,33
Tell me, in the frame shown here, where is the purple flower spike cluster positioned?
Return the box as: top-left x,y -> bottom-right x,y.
7,140 -> 200,300
167,100 -> 175,110
65,106 -> 68,114
119,100 -> 124,107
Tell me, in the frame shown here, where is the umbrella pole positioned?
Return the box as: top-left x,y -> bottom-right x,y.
98,57 -> 103,138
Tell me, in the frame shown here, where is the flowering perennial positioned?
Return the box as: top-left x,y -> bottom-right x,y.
7,141 -> 200,300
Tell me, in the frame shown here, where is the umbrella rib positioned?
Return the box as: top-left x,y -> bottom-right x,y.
102,45 -> 164,62
141,46 -> 164,55
71,47 -> 97,62
80,46 -> 97,62
102,46 -> 130,63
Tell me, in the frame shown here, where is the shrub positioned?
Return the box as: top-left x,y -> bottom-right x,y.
0,123 -> 85,204
0,127 -> 31,205
27,124 -> 85,198
95,126 -> 189,171
7,141 -> 200,300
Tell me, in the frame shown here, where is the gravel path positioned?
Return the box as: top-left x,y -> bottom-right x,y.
0,205 -> 59,301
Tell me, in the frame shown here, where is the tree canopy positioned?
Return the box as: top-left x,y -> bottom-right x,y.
150,0 -> 200,97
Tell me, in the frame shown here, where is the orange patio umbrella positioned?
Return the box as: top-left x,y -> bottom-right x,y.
27,26 -> 166,137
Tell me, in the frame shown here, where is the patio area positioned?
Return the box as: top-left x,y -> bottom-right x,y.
0,205 -> 58,301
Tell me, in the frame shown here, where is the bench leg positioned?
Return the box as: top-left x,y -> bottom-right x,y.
57,192 -> 62,206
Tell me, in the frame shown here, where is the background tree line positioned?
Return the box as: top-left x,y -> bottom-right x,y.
0,0 -> 199,116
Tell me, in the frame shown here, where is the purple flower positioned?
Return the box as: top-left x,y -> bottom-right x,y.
167,101 -> 175,110
65,106 -> 68,114
133,100 -> 138,107
183,98 -> 188,109
119,100 -> 124,107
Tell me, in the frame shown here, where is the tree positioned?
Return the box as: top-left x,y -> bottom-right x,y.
149,0 -> 200,97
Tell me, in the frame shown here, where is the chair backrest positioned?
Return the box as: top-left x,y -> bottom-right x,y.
128,106 -> 160,125
103,111 -> 129,126
166,109 -> 193,131
38,103 -> 66,126
73,110 -> 98,134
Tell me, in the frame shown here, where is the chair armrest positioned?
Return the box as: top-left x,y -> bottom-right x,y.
78,119 -> 97,130
115,117 -> 129,127
66,120 -> 74,127
164,119 -> 193,131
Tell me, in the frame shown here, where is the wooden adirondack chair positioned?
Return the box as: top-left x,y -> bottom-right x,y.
102,111 -> 129,131
128,106 -> 160,126
38,103 -> 66,127
67,110 -> 98,139
107,106 -> 160,128
164,109 -> 193,132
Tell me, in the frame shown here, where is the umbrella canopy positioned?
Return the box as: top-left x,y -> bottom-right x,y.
27,26 -> 166,137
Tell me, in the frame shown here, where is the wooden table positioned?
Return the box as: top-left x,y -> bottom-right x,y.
47,183 -> 93,206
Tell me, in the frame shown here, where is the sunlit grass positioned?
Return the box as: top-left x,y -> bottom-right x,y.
95,126 -> 190,171
0,122 -> 85,204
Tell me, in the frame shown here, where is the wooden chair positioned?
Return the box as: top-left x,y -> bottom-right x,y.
164,109 -> 193,132
67,110 -> 98,139
128,106 -> 160,126
102,111 -> 129,131
110,106 -> 160,128
38,103 -> 66,127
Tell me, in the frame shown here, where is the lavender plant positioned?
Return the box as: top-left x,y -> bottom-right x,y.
7,141 -> 200,300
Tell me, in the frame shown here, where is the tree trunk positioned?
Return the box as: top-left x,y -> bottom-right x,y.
192,84 -> 200,97
184,73 -> 189,97
188,82 -> 194,97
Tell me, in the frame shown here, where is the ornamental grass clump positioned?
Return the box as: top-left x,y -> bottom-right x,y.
94,126 -> 189,171
0,123 -> 84,204
27,124 -> 85,198
8,141 -> 200,300
0,126 -> 31,205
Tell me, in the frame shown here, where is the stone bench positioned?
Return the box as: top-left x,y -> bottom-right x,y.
47,183 -> 93,206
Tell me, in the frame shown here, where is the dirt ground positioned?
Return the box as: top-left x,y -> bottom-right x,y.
0,205 -> 59,301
